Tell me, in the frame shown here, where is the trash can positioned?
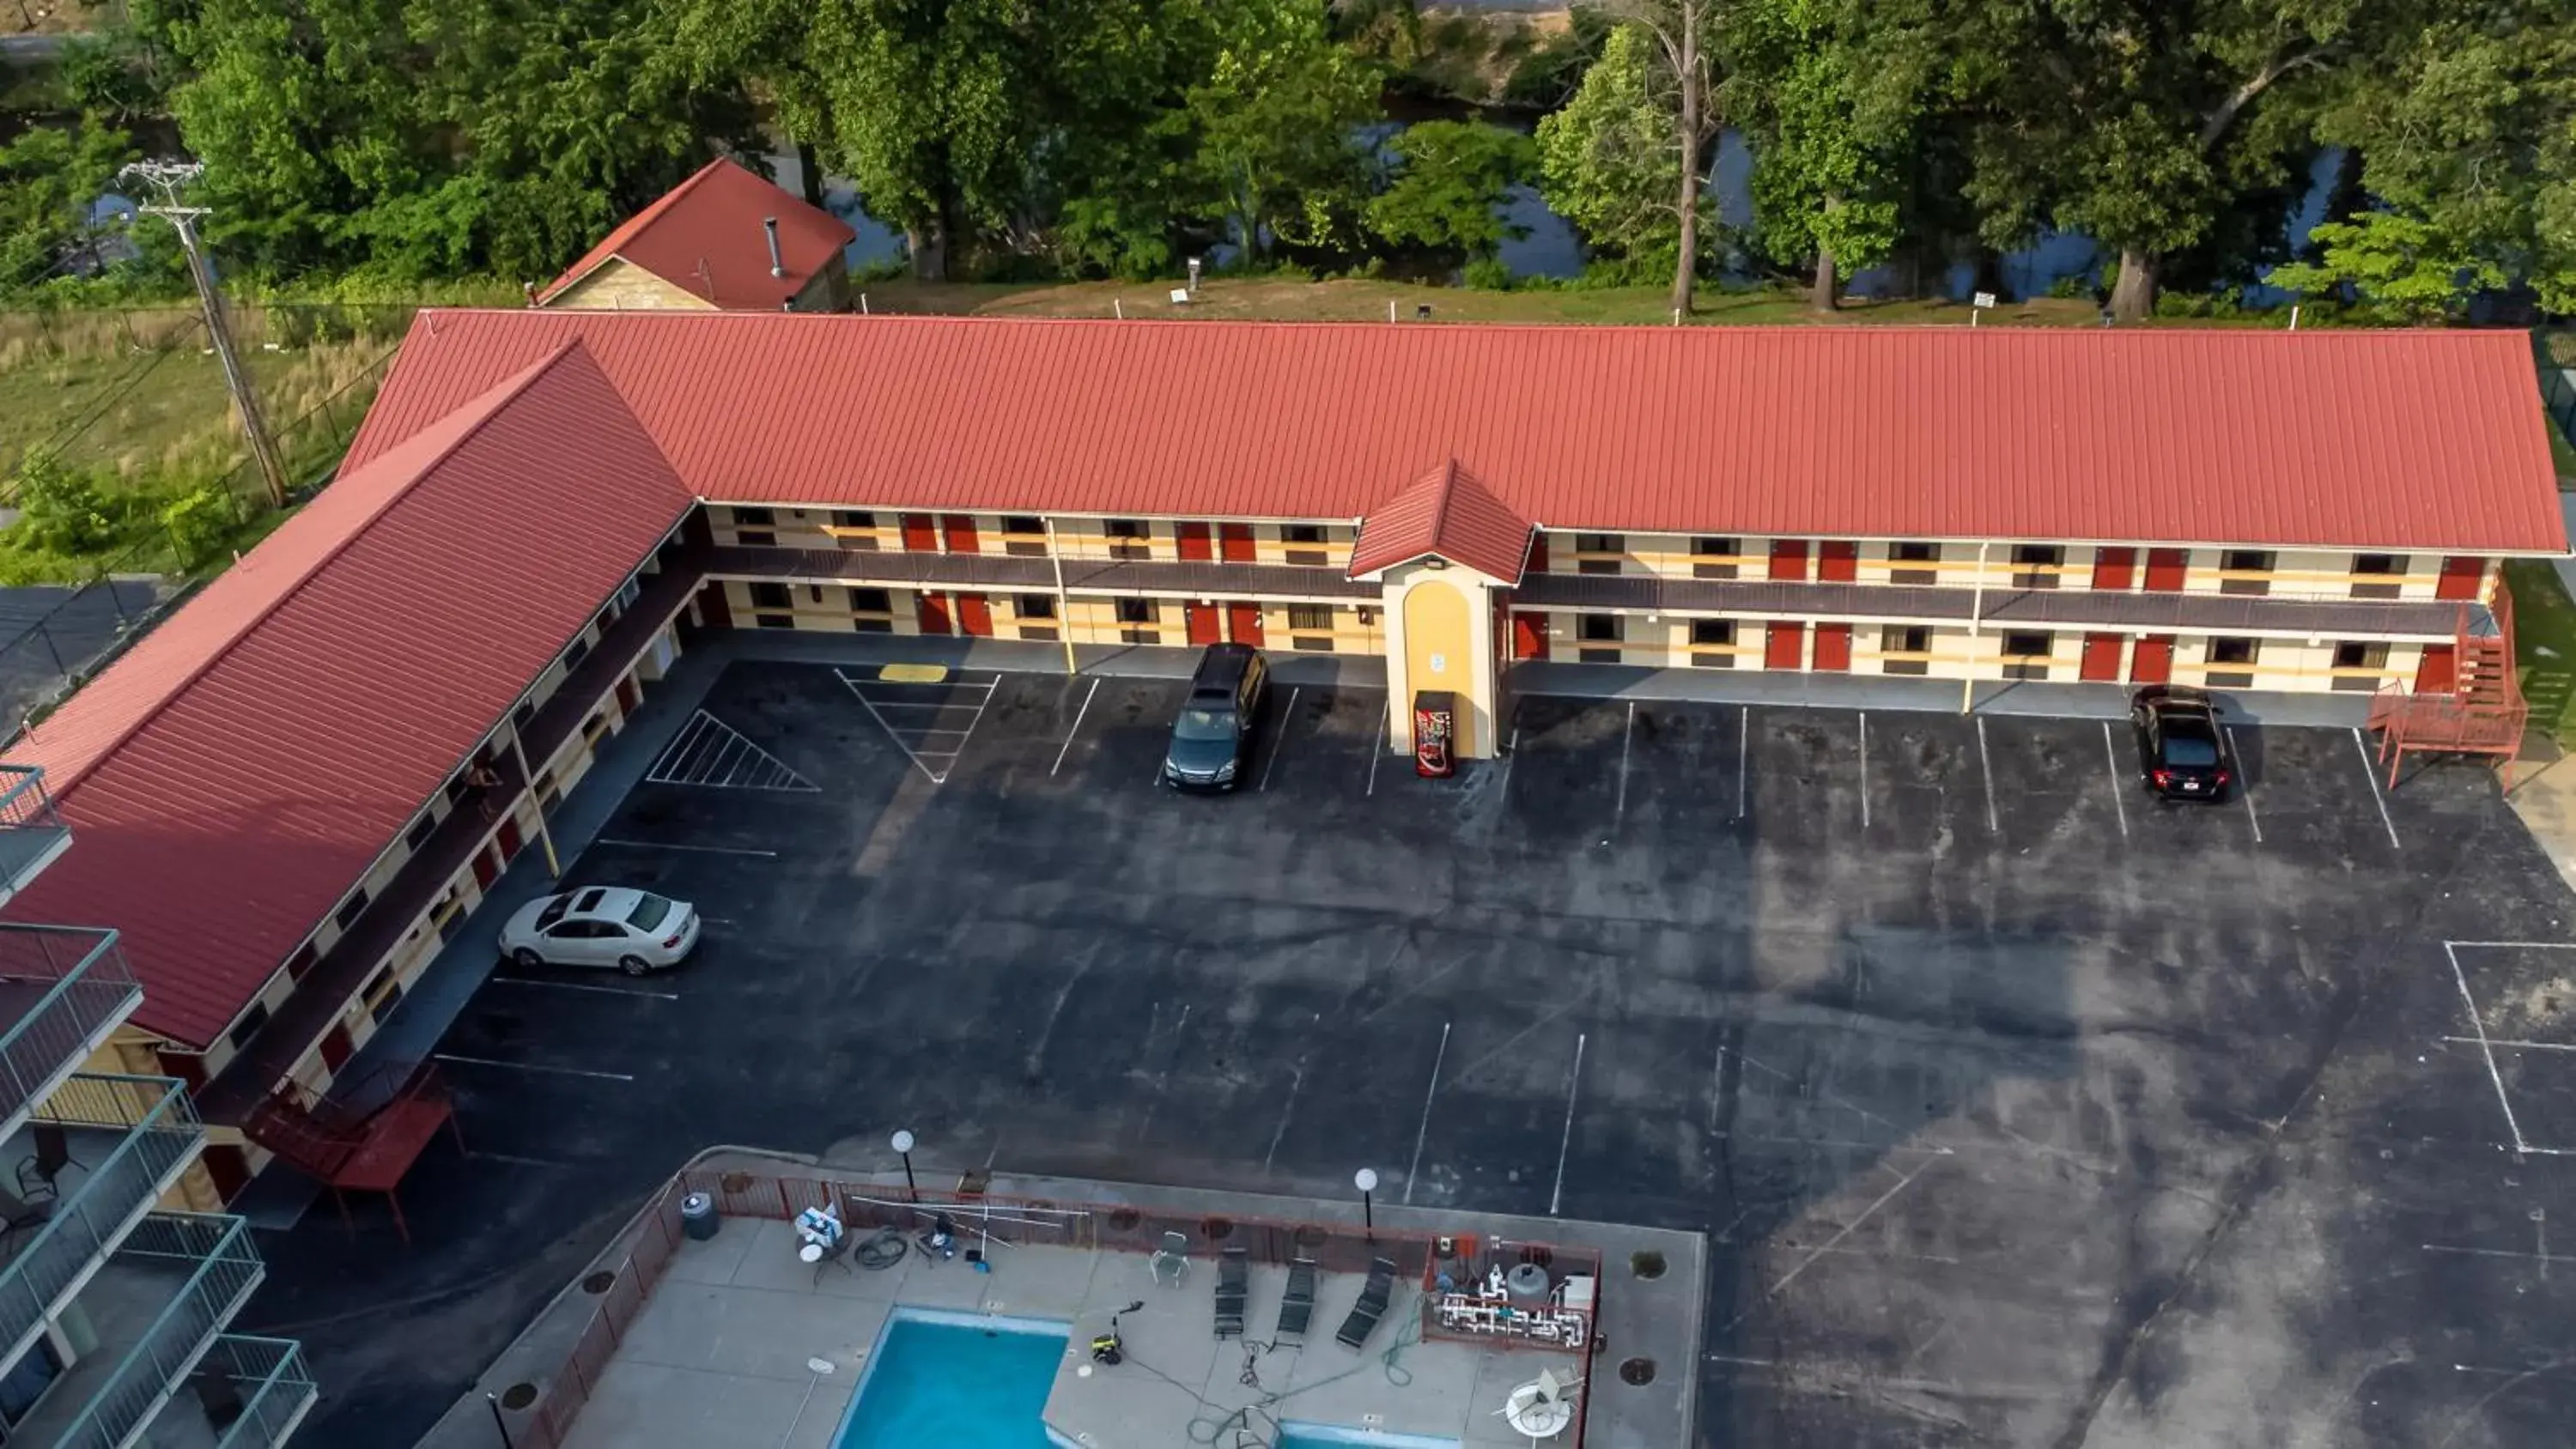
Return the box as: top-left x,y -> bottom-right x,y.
681,1191 -> 720,1241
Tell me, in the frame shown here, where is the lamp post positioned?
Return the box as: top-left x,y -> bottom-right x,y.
485,1392 -> 517,1449
1354,1167 -> 1378,1240
892,1130 -> 919,1203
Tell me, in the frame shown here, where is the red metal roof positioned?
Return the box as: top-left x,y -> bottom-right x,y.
5,342 -> 693,1047
349,311 -> 2567,554
1348,459 -> 1533,581
535,158 -> 856,310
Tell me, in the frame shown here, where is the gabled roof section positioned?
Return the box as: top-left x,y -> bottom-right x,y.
346,312 -> 2568,555
4,341 -> 695,1047
1348,459 -> 1533,582
535,157 -> 857,310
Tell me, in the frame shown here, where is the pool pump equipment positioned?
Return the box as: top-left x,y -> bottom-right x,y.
1090,1300 -> 1145,1366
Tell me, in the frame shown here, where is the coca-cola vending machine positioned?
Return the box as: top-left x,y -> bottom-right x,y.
1413,691 -> 1455,778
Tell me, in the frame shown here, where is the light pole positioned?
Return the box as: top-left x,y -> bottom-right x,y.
484,1392 -> 516,1449
1354,1167 -> 1378,1240
892,1130 -> 919,1203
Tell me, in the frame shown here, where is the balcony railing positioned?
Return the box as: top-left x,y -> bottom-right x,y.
0,925 -> 140,1136
0,1076 -> 203,1372
0,764 -> 71,907
53,1214 -> 266,1449
203,1335 -> 319,1449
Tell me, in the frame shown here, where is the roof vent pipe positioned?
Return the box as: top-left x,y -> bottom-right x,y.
764,217 -> 785,279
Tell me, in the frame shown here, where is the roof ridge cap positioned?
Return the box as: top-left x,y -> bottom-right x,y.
43,339 -> 592,802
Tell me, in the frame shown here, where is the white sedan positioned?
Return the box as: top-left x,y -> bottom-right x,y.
497,888 -> 702,975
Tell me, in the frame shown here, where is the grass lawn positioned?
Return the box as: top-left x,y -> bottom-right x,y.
2511,557 -> 2576,749
853,276 -> 2128,328
0,336 -> 395,482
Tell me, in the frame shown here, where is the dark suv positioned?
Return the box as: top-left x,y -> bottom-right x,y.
1163,644 -> 1269,791
2130,685 -> 2235,801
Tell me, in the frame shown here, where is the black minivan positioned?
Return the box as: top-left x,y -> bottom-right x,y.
1163,644 -> 1269,791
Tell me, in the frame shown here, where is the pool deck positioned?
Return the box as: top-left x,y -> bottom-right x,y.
420,1152 -> 1700,1449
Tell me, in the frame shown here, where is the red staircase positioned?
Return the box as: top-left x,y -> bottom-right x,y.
242,1059 -> 460,1242
2368,584 -> 2530,789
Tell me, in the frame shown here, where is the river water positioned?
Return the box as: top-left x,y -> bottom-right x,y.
771,134 -> 2342,305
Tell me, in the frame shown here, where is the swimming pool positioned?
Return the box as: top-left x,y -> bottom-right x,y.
833,1309 -> 1070,1449
1275,1425 -> 1460,1449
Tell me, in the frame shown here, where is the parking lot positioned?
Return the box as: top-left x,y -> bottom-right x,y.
246,658 -> 2576,1449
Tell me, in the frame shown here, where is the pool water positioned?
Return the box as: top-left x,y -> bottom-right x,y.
835,1312 -> 1068,1449
1276,1427 -> 1461,1449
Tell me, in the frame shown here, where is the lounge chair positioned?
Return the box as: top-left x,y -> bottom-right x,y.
1335,1256 -> 1398,1350
1214,1246 -> 1248,1338
1275,1257 -> 1317,1344
1151,1230 -> 1190,1288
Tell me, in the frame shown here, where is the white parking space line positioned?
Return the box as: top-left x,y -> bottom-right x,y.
2226,726 -> 2263,843
490,976 -> 680,1002
1052,678 -> 1100,777
1402,1021 -> 1450,1205
2352,726 -> 2402,849
2101,721 -> 2131,838
1259,686 -> 1301,792
1735,706 -> 1748,821
1548,1032 -> 1587,1217
1857,712 -> 1869,830
2445,1035 -> 2576,1053
1367,700 -> 1390,796
2442,942 -> 2529,1154
1974,717 -> 1998,834
434,1053 -> 636,1082
1613,701 -> 1636,829
593,839 -> 779,858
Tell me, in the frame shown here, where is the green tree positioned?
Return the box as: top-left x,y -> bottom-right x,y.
1181,0 -> 1378,261
2302,7 -> 2576,314
138,0 -> 751,282
2268,214 -> 2505,320
1569,0 -> 1723,312
1730,0 -> 1935,310
805,0 -> 1043,281
0,122 -> 136,292
1953,0 -> 2418,322
1537,24 -> 1706,278
1366,121 -> 1538,265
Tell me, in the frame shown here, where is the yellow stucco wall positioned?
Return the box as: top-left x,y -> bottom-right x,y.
1400,576 -> 1477,757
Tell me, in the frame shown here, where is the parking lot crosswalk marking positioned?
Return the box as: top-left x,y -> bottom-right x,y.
835,669 -> 999,785
646,710 -> 819,791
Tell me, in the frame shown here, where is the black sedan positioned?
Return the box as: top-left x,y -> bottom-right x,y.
2130,685 -> 2236,801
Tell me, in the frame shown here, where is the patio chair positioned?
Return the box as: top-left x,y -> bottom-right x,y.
1275,1257 -> 1317,1344
1214,1246 -> 1249,1338
1335,1256 -> 1398,1350
1151,1230 -> 1190,1288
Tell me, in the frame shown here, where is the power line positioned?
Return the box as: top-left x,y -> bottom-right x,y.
117,161 -> 287,508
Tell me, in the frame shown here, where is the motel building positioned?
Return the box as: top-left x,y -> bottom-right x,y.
0,309 -> 2556,1250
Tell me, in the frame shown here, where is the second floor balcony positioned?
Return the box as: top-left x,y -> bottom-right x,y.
0,926 -> 142,1144
7,1211 -> 268,1449
0,765 -> 72,910
0,1076 -> 204,1381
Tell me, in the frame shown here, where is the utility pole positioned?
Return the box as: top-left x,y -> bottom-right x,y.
118,161 -> 287,509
